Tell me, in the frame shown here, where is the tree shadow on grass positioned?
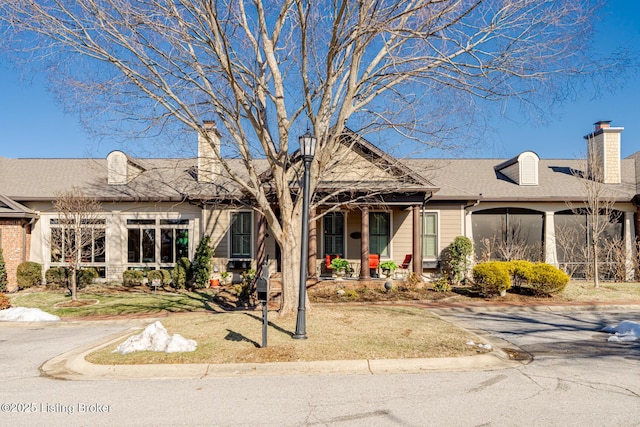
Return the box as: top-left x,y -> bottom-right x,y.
224,329 -> 260,348
243,312 -> 295,338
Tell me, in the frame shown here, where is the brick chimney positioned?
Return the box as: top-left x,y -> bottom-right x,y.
583,120 -> 623,184
197,121 -> 220,183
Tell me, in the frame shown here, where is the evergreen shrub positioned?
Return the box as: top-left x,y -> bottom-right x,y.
45,267 -> 68,288
472,261 -> 511,296
123,270 -> 145,287
16,262 -> 42,289
0,248 -> 7,292
526,263 -> 570,296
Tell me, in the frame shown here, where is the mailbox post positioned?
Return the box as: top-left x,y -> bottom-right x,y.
256,259 -> 269,348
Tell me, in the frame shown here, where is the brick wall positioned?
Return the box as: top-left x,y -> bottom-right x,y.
0,219 -> 31,292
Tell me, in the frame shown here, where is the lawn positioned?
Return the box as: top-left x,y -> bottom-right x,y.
85,306 -> 485,365
6,280 -> 640,365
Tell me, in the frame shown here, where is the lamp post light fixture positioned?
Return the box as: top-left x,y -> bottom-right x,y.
293,130 -> 317,340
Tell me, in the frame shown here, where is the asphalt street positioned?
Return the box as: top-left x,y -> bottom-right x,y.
1,308 -> 639,426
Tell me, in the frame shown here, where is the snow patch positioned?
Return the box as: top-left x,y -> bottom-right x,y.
114,321 -> 197,354
0,307 -> 60,322
466,340 -> 492,351
602,320 -> 640,343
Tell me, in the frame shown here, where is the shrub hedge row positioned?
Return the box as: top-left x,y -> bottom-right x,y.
472,260 -> 569,296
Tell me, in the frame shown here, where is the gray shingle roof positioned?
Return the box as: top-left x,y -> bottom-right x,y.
406,158 -> 638,201
1,154 -> 638,204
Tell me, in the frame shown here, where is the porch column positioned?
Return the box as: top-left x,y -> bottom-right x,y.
256,212 -> 266,277
544,211 -> 558,267
360,205 -> 370,280
412,205 -> 421,275
308,207 -> 317,278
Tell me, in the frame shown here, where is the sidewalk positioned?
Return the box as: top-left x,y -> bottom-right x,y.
39,300 -> 640,381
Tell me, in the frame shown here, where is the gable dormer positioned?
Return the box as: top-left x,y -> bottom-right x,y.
495,151 -> 539,186
107,150 -> 145,185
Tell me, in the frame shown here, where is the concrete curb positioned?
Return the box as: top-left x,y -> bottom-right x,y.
39,302 -> 640,380
40,327 -> 525,380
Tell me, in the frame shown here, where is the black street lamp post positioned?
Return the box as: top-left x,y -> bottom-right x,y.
293,130 -> 317,340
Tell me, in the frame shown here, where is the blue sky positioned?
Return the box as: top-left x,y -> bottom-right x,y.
1,1 -> 639,160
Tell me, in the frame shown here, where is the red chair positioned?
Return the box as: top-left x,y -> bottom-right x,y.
395,254 -> 412,278
369,254 -> 380,278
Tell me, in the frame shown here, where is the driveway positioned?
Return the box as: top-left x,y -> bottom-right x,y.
437,307 -> 640,360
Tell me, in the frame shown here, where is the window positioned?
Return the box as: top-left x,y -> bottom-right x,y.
369,212 -> 390,257
472,208 -> 544,261
421,212 -> 438,258
126,218 -> 191,265
231,212 -> 252,258
554,209 -> 623,278
50,218 -> 106,276
323,212 -> 345,257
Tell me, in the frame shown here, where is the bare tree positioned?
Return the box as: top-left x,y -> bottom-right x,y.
0,1 -> 616,314
568,147 -> 622,288
51,187 -> 105,300
555,225 -> 585,279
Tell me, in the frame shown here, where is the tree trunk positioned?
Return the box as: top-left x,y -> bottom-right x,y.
277,209 -> 311,316
592,243 -> 599,288
70,268 -> 78,301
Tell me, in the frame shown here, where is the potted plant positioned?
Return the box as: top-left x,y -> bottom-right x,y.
220,271 -> 230,285
330,258 -> 350,280
380,260 -> 398,278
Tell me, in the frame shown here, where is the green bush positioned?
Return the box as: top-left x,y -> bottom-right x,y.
0,248 -> 7,292
45,267 -> 68,288
472,261 -> 511,296
526,263 -> 569,296
123,270 -> 145,287
160,269 -> 172,286
147,270 -> 164,288
441,236 -> 473,285
172,257 -> 191,289
192,236 -> 214,289
16,261 -> 42,289
0,292 -> 10,310
77,268 -> 98,288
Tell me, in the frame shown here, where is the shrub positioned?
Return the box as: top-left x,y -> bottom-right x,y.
441,236 -> 473,285
147,269 -> 164,285
45,267 -> 68,288
172,257 -> 191,289
343,288 -> 359,299
76,268 -> 98,288
192,236 -> 214,289
432,276 -> 451,293
0,248 -> 7,292
472,261 -> 511,296
123,270 -> 145,287
0,293 -> 10,310
159,269 -> 172,286
526,263 -> 570,296
508,260 -> 534,289
16,261 -> 42,289
406,272 -> 423,288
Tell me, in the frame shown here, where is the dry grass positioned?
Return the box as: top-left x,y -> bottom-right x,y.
561,281 -> 640,302
86,306 -> 485,365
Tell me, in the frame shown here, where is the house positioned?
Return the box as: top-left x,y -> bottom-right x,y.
0,121 -> 638,291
